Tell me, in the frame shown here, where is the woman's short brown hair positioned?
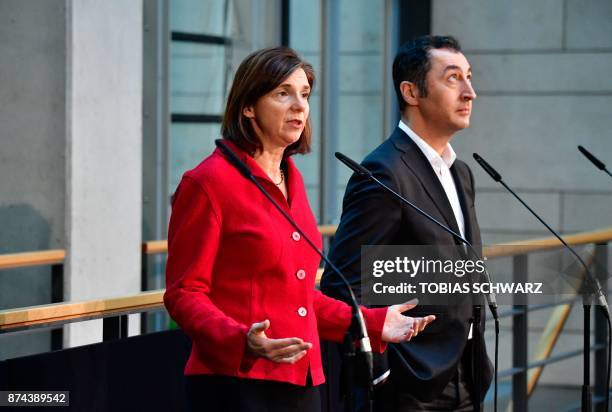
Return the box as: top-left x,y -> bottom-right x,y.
221,47 -> 315,157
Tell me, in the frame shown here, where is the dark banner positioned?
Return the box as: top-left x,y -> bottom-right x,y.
0,330 -> 191,412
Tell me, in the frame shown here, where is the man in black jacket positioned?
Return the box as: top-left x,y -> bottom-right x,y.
321,35 -> 493,411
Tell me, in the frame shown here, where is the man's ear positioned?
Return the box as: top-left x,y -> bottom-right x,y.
243,105 -> 255,119
400,81 -> 419,106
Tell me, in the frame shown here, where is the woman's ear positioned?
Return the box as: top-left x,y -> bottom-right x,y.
243,106 -> 255,119
400,81 -> 419,106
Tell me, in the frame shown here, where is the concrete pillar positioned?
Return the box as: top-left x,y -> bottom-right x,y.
64,0 -> 143,347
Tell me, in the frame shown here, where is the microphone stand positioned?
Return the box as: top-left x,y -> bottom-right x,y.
215,140 -> 374,412
335,152 -> 500,412
473,152 -> 611,412
474,303 -> 482,411
578,144 -> 612,410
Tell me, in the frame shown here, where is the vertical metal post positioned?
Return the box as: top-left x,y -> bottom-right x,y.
382,0 -> 399,139
50,264 -> 64,350
143,0 -> 170,335
142,0 -> 170,242
583,303 -> 593,412
513,254 -> 529,411
280,0 -> 290,47
398,0 -> 432,44
141,251 -> 149,334
319,0 -> 340,224
103,315 -> 129,341
595,242 -> 609,412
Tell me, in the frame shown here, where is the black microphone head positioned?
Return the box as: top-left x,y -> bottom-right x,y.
578,145 -> 606,170
215,139 -> 253,178
473,153 -> 502,182
335,152 -> 372,177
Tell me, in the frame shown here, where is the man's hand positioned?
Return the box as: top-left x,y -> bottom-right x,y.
382,299 -> 436,343
246,320 -> 312,364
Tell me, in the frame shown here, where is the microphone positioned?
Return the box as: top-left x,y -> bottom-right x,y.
335,152 -> 372,177
216,139 -> 254,178
578,145 -> 612,178
473,152 -> 611,412
215,140 -> 374,383
334,152 -> 499,320
473,153 -> 610,316
578,145 -> 606,170
473,153 -> 501,182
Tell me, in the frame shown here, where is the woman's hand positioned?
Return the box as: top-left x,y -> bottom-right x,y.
381,299 -> 436,343
246,320 -> 312,364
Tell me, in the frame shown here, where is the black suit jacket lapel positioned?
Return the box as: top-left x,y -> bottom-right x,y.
390,129 -> 462,239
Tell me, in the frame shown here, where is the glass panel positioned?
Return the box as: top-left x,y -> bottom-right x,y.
169,123 -> 221,194
170,42 -> 228,114
171,0 -> 229,36
290,0 -> 385,222
338,0 -> 384,52
290,0 -> 321,221
290,0 -> 321,53
335,0 -> 384,220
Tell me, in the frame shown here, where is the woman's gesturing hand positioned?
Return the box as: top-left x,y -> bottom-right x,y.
381,299 -> 436,343
247,320 -> 312,364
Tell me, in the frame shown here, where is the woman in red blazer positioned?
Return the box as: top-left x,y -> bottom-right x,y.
164,47 -> 434,412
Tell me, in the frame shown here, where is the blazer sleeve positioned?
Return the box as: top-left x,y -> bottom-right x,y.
164,176 -> 251,373
312,289 -> 388,353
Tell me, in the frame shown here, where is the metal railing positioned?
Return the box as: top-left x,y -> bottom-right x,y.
1,227 -> 611,411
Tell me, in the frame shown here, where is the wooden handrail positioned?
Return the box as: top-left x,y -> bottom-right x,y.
0,270 -> 323,331
0,225 -> 340,266
0,250 -> 65,270
318,224 -> 337,237
483,227 -> 612,258
1,227 -> 611,332
0,290 -> 164,331
6,227 -> 612,266
145,227 -> 612,258
142,240 -> 168,255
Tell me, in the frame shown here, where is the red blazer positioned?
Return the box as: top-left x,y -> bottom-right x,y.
164,141 -> 388,386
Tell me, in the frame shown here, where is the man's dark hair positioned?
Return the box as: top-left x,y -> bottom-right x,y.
393,35 -> 462,111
